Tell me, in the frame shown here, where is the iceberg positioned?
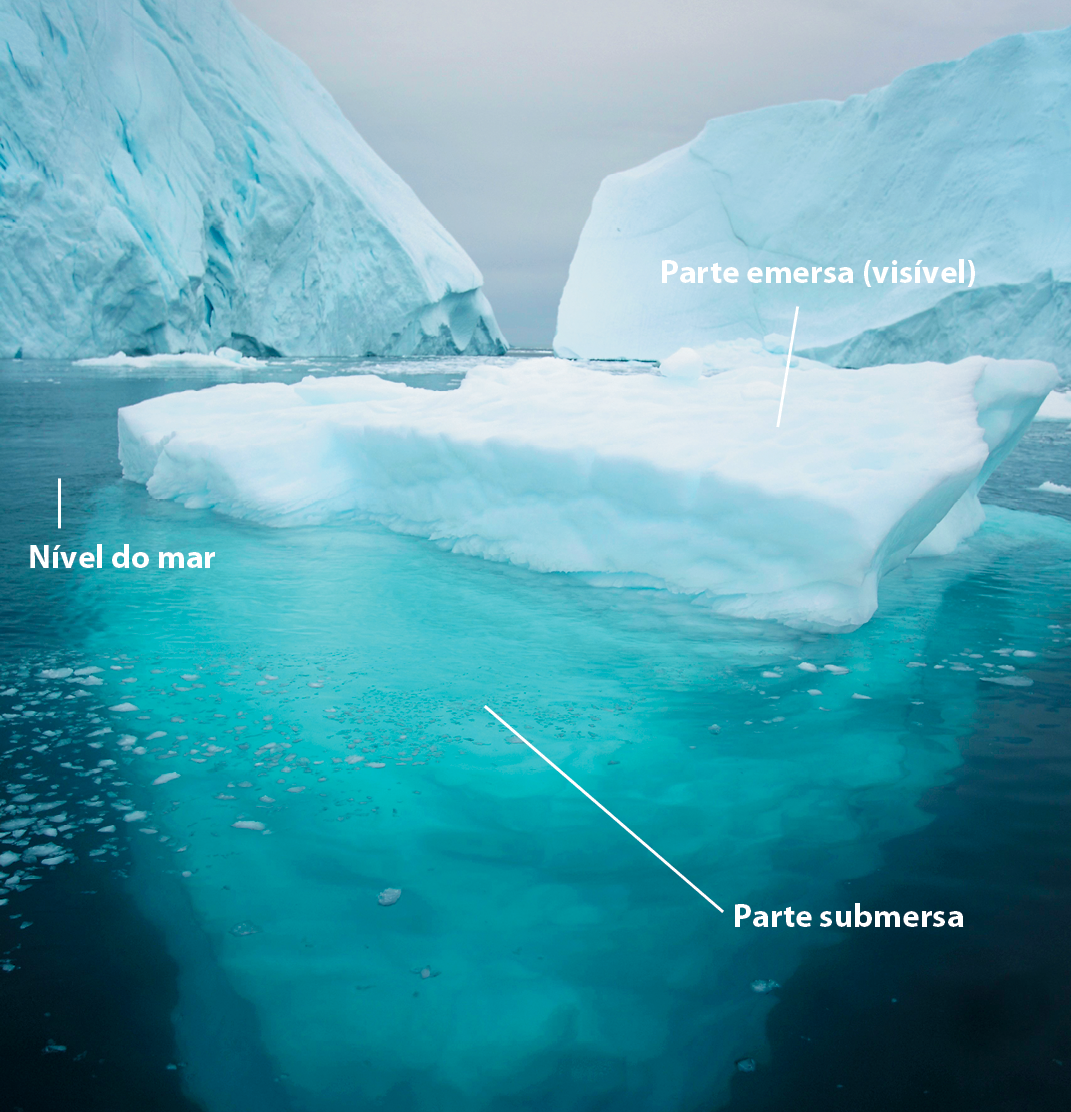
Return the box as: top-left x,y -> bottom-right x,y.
554,27 -> 1071,380
0,0 -> 505,359
118,352 -> 1056,632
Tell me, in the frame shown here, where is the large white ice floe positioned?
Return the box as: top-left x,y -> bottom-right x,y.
119,352 -> 1056,631
554,27 -> 1071,380
0,0 -> 504,360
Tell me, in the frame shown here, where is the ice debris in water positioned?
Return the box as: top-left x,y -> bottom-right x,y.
798,663 -> 819,673
232,820 -> 266,831
735,1058 -> 757,1073
152,772 -> 180,785
824,664 -> 850,674
378,888 -> 402,906
39,668 -> 72,679
230,922 -> 262,937
750,979 -> 780,994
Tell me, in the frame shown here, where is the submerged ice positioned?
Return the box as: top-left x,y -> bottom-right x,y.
0,0 -> 504,359
554,27 -> 1071,378
118,354 -> 1055,631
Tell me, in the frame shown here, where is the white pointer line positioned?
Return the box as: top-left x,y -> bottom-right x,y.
57,477 -> 62,530
483,705 -> 724,913
775,305 -> 801,429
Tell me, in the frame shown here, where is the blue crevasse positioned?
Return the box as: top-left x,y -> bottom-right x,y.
553,27 -> 1071,380
0,0 -> 506,359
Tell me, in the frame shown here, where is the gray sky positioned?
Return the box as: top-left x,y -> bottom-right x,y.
233,0 -> 1068,348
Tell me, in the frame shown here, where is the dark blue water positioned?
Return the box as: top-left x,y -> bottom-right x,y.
1,359 -> 1069,1112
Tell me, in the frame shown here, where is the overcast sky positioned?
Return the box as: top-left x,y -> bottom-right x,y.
233,0 -> 1067,348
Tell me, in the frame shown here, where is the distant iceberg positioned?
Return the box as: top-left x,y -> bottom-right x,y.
0,0 -> 505,359
119,353 -> 1056,632
554,27 -> 1071,380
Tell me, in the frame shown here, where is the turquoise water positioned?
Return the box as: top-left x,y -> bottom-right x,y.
2,359 -> 1070,1111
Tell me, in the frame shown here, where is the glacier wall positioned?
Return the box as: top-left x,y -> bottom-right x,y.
554,27 -> 1071,379
118,355 -> 1057,632
0,0 -> 506,359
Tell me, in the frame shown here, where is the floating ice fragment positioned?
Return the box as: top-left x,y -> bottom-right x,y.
345,755 -> 364,763
42,1040 -> 66,1053
907,661 -> 926,667
824,665 -> 850,675
232,820 -> 266,830
1012,650 -> 1037,658
97,759 -> 116,767
378,888 -> 402,906
99,825 -> 116,833
735,1058 -> 757,1073
806,689 -> 822,696
851,693 -> 872,700
980,675 -> 1034,687
146,731 -> 167,741
368,762 -> 386,768
760,671 -> 781,679
259,796 -> 275,803
123,811 -> 148,823
0,853 -> 18,867
230,921 -> 262,936
286,786 -> 305,793
39,668 -> 72,679
152,772 -> 180,785
797,662 -> 819,673
75,667 -> 103,676
750,979 -> 780,994
1039,481 -> 1071,494
42,855 -> 68,866
707,724 -> 721,734
181,674 -> 198,681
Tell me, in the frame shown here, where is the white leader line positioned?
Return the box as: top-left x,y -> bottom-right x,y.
483,705 -> 724,913
57,478 -> 62,530
775,305 -> 800,429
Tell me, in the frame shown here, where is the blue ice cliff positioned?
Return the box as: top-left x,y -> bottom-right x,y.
0,0 -> 506,359
554,27 -> 1071,378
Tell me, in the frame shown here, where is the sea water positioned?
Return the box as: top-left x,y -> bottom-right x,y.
2,357 -> 1069,1111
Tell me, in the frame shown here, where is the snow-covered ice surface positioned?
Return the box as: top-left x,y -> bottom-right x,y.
0,0 -> 504,360
554,27 -> 1071,379
118,354 -> 1056,632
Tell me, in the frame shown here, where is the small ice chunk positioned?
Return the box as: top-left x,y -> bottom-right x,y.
906,661 -> 926,668
1012,650 -> 1037,658
123,811 -> 148,822
345,754 -> 365,763
368,762 -> 386,768
232,820 -> 266,830
707,724 -> 721,734
824,664 -> 850,674
806,689 -> 822,696
229,921 -> 262,936
0,853 -> 18,867
286,786 -> 305,793
658,346 -> 705,380
980,675 -> 1034,687
146,731 -> 167,741
378,887 -> 402,906
42,1039 -> 66,1053
851,693 -> 872,700
75,667 -> 104,675
735,1057 -> 757,1073
40,668 -> 73,679
258,796 -> 275,803
797,662 -> 819,673
750,979 -> 780,994
761,671 -> 781,679
109,702 -> 138,712
181,674 -> 198,680
153,772 -> 180,785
